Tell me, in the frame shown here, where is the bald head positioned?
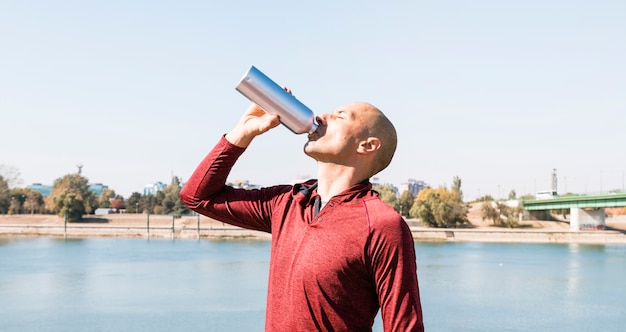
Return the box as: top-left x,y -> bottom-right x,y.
353,102 -> 398,177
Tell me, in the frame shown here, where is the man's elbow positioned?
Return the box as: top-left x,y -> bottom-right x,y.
179,185 -> 198,209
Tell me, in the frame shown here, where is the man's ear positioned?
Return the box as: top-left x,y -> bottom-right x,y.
357,137 -> 381,154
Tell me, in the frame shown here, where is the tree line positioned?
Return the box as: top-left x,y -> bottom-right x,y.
374,176 -> 470,228
374,176 -> 528,228
2,163 -> 527,227
0,169 -> 189,222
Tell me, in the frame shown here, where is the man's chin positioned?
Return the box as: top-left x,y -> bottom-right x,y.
303,143 -> 316,158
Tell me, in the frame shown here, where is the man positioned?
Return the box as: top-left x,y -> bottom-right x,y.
180,101 -> 424,331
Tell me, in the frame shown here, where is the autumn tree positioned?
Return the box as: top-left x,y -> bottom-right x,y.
410,186 -> 468,228
0,179 -> 44,215
23,188 -> 45,214
47,174 -> 96,221
110,196 -> 125,211
7,188 -> 29,215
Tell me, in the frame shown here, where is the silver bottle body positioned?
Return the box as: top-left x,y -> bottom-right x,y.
236,66 -> 318,135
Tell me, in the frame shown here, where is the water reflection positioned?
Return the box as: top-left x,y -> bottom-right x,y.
566,243 -> 581,297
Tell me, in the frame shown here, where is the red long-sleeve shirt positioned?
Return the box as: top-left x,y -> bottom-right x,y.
180,136 -> 424,331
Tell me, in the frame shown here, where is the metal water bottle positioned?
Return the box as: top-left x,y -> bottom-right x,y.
235,66 -> 318,134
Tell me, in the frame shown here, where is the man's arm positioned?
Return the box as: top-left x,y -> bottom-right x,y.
179,103 -> 283,231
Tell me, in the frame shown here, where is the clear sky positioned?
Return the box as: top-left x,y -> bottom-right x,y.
1,0 -> 625,201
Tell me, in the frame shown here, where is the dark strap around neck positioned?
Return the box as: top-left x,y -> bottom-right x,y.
313,195 -> 322,217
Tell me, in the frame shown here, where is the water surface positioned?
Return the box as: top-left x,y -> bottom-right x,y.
1,238 -> 625,331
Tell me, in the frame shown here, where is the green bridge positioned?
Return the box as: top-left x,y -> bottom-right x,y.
522,193 -> 626,210
521,193 -> 626,231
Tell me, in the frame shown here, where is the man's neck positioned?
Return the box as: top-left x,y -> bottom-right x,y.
315,162 -> 365,201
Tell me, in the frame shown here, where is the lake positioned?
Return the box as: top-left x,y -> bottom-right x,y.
1,238 -> 625,331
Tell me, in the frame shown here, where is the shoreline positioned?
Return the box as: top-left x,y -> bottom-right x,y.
1,214 -> 625,244
409,227 -> 626,244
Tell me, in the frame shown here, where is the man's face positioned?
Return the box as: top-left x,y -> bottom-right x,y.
304,102 -> 371,162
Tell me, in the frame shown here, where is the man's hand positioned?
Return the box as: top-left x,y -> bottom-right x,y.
225,103 -> 280,148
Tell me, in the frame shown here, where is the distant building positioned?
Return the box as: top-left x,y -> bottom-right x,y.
89,183 -> 108,198
535,190 -> 557,200
26,183 -> 52,197
398,179 -> 427,197
144,181 -> 167,196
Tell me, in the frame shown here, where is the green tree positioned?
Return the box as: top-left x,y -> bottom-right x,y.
126,192 -> 143,213
481,201 -> 521,228
373,184 -> 398,211
397,190 -> 415,217
54,192 -> 86,221
160,176 -> 189,215
143,194 -> 160,214
481,202 -> 500,225
411,186 -> 468,228
452,176 -> 463,199
47,174 -> 96,221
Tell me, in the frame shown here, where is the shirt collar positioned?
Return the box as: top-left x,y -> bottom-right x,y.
293,179 -> 371,202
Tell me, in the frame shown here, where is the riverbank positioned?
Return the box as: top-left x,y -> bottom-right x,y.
1,213 -> 625,244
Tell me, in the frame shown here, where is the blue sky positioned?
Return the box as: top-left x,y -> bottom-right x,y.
1,0 -> 625,201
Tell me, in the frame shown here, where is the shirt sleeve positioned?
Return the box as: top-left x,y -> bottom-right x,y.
179,136 -> 290,233
367,205 -> 424,331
